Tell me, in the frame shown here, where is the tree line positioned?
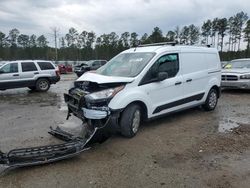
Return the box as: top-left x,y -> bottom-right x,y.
0,11 -> 250,62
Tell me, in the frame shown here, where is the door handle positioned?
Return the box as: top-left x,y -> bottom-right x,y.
13,74 -> 19,76
186,79 -> 192,82
175,81 -> 182,85
34,72 -> 39,75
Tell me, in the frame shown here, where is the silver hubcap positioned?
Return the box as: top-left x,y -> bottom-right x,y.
132,110 -> 140,133
39,80 -> 48,90
208,91 -> 217,108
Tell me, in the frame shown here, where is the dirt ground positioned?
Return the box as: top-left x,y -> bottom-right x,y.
0,74 -> 250,188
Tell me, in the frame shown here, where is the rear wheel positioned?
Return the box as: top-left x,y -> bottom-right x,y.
36,78 -> 50,92
202,88 -> 218,111
120,104 -> 141,138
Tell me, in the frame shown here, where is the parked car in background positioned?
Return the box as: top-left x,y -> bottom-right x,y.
0,60 -> 60,91
75,60 -> 107,77
221,58 -> 250,89
58,64 -> 73,74
221,61 -> 228,68
73,62 -> 87,73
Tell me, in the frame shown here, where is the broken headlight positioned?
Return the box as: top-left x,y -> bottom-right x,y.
86,85 -> 125,101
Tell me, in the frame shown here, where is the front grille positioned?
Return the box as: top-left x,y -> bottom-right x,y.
221,75 -> 238,81
64,93 -> 86,110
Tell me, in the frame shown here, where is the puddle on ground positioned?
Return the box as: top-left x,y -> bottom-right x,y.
219,117 -> 250,133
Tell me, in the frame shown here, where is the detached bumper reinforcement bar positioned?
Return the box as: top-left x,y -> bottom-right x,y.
0,127 -> 98,175
48,126 -> 82,142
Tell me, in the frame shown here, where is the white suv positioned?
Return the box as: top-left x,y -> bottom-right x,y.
64,44 -> 221,138
0,60 -> 60,91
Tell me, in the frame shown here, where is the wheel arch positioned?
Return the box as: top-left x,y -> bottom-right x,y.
207,76 -> 221,98
210,85 -> 221,98
123,100 -> 148,121
36,77 -> 51,84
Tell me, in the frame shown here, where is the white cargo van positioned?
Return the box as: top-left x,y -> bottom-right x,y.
64,43 -> 221,138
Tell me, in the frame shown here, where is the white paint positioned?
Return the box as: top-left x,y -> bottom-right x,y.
77,72 -> 134,84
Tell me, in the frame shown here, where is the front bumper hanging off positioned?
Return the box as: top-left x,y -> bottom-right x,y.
0,126 -> 102,175
0,91 -> 117,175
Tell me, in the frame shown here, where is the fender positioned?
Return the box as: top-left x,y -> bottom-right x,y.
108,87 -> 153,116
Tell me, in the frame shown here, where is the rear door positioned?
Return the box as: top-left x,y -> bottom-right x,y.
19,62 -> 39,86
0,62 -> 20,89
180,52 -> 208,104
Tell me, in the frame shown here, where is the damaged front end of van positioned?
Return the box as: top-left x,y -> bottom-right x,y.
62,72 -> 136,141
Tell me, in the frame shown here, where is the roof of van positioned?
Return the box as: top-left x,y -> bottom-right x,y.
123,45 -> 218,54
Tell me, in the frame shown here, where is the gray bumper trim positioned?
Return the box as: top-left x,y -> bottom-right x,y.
82,107 -> 110,119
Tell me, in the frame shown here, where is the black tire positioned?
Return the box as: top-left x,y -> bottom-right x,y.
36,78 -> 50,92
28,86 -> 36,91
120,104 -> 141,138
202,88 -> 218,111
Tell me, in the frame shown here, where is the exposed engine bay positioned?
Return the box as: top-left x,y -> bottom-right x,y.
65,81 -> 125,126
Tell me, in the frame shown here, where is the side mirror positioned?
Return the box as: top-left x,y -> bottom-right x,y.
157,72 -> 168,81
0,70 -> 4,74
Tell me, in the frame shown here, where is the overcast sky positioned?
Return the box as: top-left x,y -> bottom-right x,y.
0,0 -> 250,40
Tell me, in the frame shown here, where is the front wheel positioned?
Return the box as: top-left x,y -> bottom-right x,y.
202,88 -> 218,111
120,104 -> 141,138
36,78 -> 50,92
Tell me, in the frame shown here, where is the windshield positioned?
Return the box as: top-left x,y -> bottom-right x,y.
96,52 -> 155,77
224,60 -> 250,69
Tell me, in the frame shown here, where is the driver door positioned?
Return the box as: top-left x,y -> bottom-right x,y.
139,53 -> 184,117
0,62 -> 20,90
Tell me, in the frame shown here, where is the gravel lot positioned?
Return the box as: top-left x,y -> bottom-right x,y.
0,74 -> 250,188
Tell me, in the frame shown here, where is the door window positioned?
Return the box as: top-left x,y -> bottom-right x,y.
140,53 -> 179,85
92,61 -> 100,67
0,63 -> 18,73
101,61 -> 107,65
21,62 -> 38,72
37,62 -> 55,70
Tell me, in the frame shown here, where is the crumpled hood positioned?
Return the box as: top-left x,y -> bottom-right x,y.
77,72 -> 134,84
222,68 -> 250,74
